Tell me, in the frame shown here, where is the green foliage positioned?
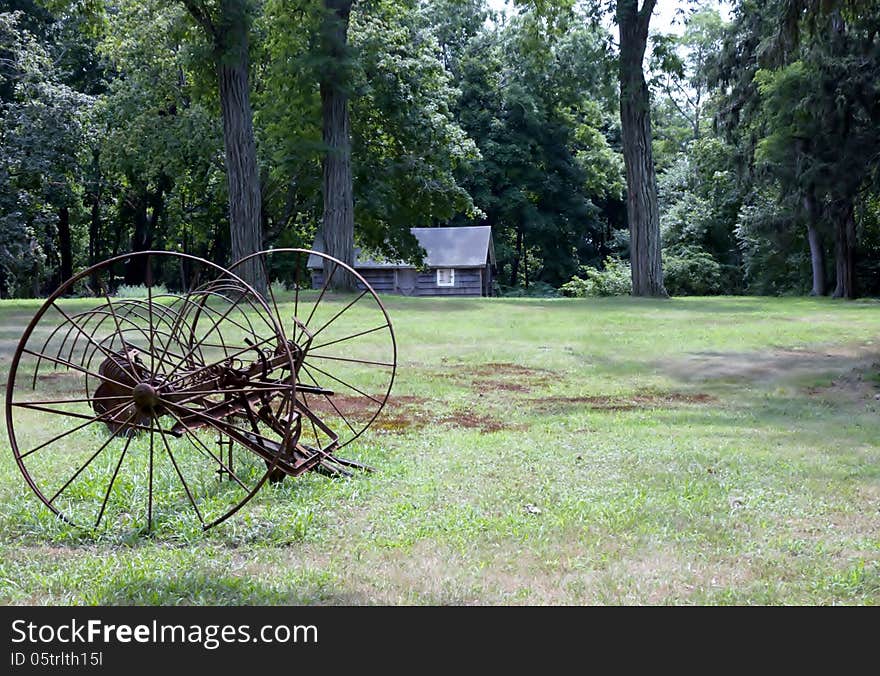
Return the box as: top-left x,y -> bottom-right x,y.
499,281 -> 560,298
735,186 -> 811,295
662,245 -> 722,296
439,5 -> 625,287
0,10 -> 94,296
114,283 -> 169,298
658,136 -> 743,292
560,257 -> 631,297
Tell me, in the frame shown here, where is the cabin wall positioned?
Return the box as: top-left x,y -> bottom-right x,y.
310,266 -> 487,296
415,268 -> 482,296
310,268 -> 395,293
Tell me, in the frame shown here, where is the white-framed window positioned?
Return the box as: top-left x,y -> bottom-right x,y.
436,268 -> 455,287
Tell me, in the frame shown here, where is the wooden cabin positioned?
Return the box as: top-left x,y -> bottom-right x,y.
307,226 -> 496,297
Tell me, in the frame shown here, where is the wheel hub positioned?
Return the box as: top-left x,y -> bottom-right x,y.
132,382 -> 160,413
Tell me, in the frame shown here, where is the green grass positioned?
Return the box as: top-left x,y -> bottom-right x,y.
1,294 -> 878,605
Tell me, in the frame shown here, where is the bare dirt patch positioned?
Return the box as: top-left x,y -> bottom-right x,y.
271,391 -> 518,435
531,392 -> 717,413
436,361 -> 556,396
804,362 -> 880,408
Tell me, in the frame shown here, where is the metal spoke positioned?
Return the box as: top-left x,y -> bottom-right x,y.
17,399 -> 133,461
21,347 -> 133,392
309,323 -> 390,352
161,399 -> 280,449
95,430 -> 135,528
11,394 -> 129,406
296,260 -> 339,345
302,361 -> 384,405
48,410 -> 137,505
300,364 -> 358,436
146,255 -> 156,375
162,406 -> 250,492
308,289 -> 368,341
153,413 -> 204,526
305,353 -> 395,368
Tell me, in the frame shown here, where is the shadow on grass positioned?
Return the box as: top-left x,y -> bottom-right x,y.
89,569 -> 376,605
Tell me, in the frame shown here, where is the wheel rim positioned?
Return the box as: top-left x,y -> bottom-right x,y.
6,252 -> 296,531
229,249 -> 397,453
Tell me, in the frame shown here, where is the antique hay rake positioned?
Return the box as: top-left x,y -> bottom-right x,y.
6,250 -> 396,531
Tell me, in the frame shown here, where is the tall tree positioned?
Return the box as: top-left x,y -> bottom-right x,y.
319,0 -> 356,290
177,0 -> 265,295
617,0 -> 666,296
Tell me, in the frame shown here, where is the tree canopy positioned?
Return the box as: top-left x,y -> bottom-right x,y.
0,0 -> 878,298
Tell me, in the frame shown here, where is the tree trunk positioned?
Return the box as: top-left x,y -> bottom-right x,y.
53,206 -> 73,294
125,189 -> 150,285
803,189 -> 826,296
832,200 -> 856,299
617,0 -> 667,297
216,0 -> 265,297
511,226 -> 523,286
319,0 -> 356,291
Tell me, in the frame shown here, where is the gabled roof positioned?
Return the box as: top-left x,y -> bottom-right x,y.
307,226 -> 495,269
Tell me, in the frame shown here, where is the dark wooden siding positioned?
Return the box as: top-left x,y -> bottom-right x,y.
311,266 -> 487,296
415,268 -> 482,296
310,268 -> 395,293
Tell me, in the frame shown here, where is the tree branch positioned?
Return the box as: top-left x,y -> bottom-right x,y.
638,0 -> 657,33
179,0 -> 217,40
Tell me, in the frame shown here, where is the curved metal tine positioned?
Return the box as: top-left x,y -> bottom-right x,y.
149,287 -> 214,379
98,282 -> 140,379
50,301 -> 142,382
181,286 -> 264,341
260,254 -> 289,344
32,306 -> 102,387
80,314 -> 180,382
152,412 -> 205,527
17,398 -> 133,461
69,308 -> 121,366
83,321 -> 188,378
95,427 -> 136,528
162,334 -> 277,391
21,347 -> 135,393
146,254 -> 156,375
110,298 -> 183,375
118,301 -> 202,374
159,284 -> 251,381
161,406 -> 250,492
47,409 -> 138,506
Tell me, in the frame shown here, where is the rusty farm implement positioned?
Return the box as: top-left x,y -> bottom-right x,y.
6,250 -> 395,530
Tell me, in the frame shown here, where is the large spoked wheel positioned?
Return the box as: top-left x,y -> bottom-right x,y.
229,249 -> 396,454
6,252 -> 296,532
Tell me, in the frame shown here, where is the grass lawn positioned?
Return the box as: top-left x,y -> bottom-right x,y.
0,294 -> 878,605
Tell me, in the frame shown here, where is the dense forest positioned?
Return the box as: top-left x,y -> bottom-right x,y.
1,0 -> 878,298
